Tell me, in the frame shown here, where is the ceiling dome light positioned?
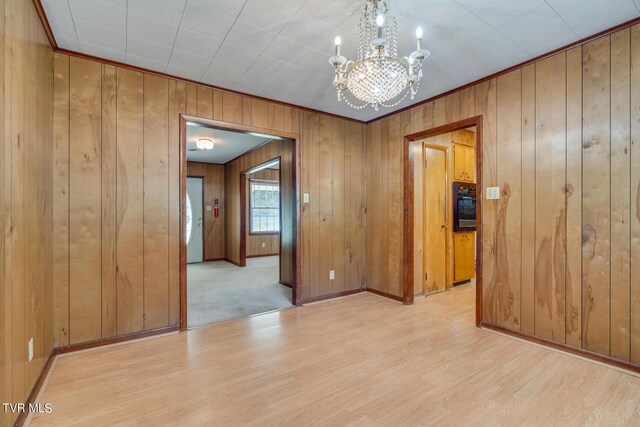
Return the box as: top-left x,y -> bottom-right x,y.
196,138 -> 214,150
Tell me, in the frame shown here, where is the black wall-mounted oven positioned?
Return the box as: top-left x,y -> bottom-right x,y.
453,182 -> 477,232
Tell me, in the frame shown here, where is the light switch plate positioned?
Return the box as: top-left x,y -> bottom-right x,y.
486,187 -> 500,200
261,242 -> 266,248
303,193 -> 310,203
329,270 -> 335,280
206,205 -> 212,211
28,338 -> 33,362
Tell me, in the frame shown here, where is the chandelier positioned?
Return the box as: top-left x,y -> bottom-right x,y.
329,0 -> 429,110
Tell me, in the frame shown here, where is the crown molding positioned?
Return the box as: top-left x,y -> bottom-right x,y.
32,0 -> 57,50
367,15 -> 640,124
32,3 -> 364,124
56,48 -> 366,124
32,0 -> 640,126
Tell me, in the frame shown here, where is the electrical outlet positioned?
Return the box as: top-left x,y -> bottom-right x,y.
329,270 -> 335,280
206,205 -> 212,211
303,193 -> 310,203
261,242 -> 266,248
28,338 -> 33,362
486,187 -> 500,200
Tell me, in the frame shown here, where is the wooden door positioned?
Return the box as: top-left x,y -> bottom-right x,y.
423,145 -> 448,294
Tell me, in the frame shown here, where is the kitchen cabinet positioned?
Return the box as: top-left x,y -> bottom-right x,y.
453,231 -> 475,283
453,143 -> 475,182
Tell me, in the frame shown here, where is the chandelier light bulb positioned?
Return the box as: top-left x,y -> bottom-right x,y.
376,14 -> 385,38
416,26 -> 423,39
335,35 -> 342,46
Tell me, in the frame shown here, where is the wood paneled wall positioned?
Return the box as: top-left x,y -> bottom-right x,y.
301,113 -> 366,299
18,0 -> 640,411
55,57 -> 177,343
367,25 -> 640,365
246,169 -> 280,258
53,53 -> 366,345
0,0 -> 54,425
187,161 -> 225,261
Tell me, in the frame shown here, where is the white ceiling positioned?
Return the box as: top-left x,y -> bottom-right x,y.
185,123 -> 271,163
43,0 -> 640,121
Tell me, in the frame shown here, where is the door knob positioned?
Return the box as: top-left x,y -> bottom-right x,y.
441,224 -> 448,229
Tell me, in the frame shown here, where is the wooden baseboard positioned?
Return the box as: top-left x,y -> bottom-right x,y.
279,281 -> 293,288
302,288 -> 366,304
481,322 -> 640,374
13,325 -> 179,426
223,258 -> 242,267
14,349 -> 56,427
301,287 -> 406,305
15,305 -> 640,427
247,253 -> 279,258
55,325 -> 180,355
204,257 -> 224,262
366,287 -> 404,303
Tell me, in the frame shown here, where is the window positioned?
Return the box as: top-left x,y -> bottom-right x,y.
250,179 -> 280,234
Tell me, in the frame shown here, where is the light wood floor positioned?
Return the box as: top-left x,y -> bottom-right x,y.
29,284 -> 640,426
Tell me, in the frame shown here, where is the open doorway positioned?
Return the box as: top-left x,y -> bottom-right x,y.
403,117 -> 483,325
180,117 -> 298,329
413,128 -> 477,297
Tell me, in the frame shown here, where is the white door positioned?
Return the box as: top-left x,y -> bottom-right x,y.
186,177 -> 204,264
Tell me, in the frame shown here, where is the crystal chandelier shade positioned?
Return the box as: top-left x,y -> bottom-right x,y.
329,0 -> 430,110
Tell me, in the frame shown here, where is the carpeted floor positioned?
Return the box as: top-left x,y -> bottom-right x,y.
187,256 -> 292,328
